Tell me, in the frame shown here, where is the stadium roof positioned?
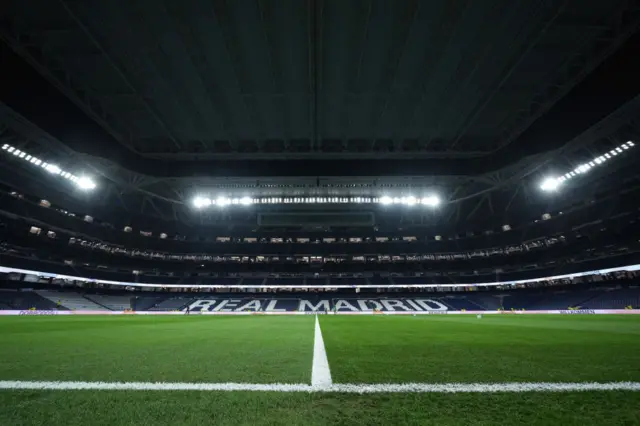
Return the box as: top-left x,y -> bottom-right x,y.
2,0 -> 640,174
1,0 -> 640,225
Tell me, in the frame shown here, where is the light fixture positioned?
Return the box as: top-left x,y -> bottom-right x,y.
380,196 -> 393,205
216,197 -> 230,207
540,177 -> 561,192
421,195 -> 440,206
76,176 -> 96,190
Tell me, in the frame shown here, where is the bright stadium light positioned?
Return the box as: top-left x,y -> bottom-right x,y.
48,165 -> 62,174
380,196 -> 393,205
538,140 -> 635,191
76,176 -> 97,190
421,195 -> 440,207
216,197 -> 230,207
193,197 -> 212,208
0,145 -> 103,192
540,177 -> 561,192
239,196 -> 252,205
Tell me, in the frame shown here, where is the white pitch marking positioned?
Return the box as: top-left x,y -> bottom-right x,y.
311,315 -> 333,387
1,381 -> 639,393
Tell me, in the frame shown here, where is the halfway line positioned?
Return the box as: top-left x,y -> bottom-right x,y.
1,381 -> 639,393
311,315 -> 333,387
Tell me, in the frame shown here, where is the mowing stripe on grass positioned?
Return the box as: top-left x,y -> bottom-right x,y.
311,315 -> 332,387
1,381 -> 639,393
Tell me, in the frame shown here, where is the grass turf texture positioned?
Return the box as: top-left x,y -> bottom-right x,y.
1,314 -> 640,425
320,315 -> 640,383
0,316 -> 314,383
1,391 -> 639,425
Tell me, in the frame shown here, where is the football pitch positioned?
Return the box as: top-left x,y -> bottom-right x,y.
1,315 -> 639,425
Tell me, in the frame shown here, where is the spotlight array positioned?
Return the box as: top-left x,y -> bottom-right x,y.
2,144 -> 97,190
540,141 -> 635,191
192,195 -> 441,208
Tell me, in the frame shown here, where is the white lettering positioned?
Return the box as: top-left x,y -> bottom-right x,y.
381,300 -> 412,311
334,300 -> 358,311
265,300 -> 286,312
237,300 -> 262,311
219,299 -> 242,312
356,300 -> 382,311
186,299 -> 217,312
414,299 -> 448,311
298,300 -> 331,312
405,299 -> 423,311
212,300 -> 231,312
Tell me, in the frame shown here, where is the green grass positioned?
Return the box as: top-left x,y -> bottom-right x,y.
320,315 -> 640,383
0,316 -> 314,383
1,314 -> 639,425
1,391 -> 639,426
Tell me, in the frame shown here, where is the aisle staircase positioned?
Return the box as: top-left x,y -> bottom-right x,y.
36,290 -> 110,311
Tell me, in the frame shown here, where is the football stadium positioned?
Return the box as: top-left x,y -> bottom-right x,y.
1,1 -> 640,424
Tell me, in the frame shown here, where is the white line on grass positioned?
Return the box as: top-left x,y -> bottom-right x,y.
311,315 -> 333,387
1,381 -> 639,393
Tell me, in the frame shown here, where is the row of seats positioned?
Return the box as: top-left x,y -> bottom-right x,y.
1,285 -> 638,311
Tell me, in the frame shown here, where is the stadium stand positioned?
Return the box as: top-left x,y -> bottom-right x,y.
148,297 -> 194,311
3,282 -> 637,312
0,289 -> 60,310
84,294 -> 132,311
135,285 -> 640,312
36,290 -> 110,311
583,288 -> 640,309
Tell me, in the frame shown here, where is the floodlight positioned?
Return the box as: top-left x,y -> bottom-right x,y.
1,144 -> 9,150
421,195 -> 440,206
216,197 -> 230,207
576,164 -> 590,173
7,147 -> 15,153
46,164 -> 62,174
380,196 -> 393,205
540,177 -> 560,192
13,149 -> 20,156
628,141 -> 635,147
239,197 -> 252,205
18,152 -> 26,158
76,176 -> 96,190
193,197 -> 210,208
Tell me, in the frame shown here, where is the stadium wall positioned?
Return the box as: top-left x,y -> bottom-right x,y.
1,309 -> 639,315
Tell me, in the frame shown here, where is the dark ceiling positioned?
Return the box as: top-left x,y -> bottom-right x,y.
1,0 -> 640,178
